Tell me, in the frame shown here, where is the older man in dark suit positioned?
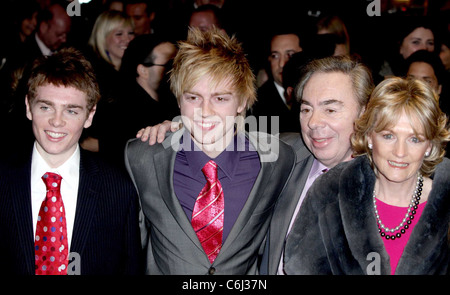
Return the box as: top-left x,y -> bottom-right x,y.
262,55 -> 374,275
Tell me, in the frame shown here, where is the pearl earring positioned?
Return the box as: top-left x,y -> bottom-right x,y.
425,151 -> 430,157
368,143 -> 373,149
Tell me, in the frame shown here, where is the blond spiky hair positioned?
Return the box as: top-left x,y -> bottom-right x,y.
170,27 -> 256,115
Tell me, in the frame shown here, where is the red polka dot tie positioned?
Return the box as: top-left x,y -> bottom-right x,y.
35,172 -> 69,275
191,160 -> 224,264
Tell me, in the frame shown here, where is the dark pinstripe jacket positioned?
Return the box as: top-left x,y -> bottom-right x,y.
0,146 -> 143,275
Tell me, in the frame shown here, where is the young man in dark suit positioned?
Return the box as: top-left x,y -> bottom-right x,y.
0,48 -> 142,275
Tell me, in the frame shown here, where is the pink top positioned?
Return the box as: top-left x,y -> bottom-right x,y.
376,198 -> 426,275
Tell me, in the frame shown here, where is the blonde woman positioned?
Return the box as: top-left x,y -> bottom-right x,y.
82,10 -> 134,152
88,10 -> 134,71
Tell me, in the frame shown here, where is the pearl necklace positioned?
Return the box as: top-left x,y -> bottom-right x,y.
373,173 -> 423,240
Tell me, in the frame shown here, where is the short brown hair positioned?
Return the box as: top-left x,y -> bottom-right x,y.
27,47 -> 100,114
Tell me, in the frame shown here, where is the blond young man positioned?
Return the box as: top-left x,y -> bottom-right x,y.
125,27 -> 295,275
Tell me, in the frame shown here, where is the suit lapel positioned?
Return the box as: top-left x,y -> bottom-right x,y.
268,142 -> 314,272
154,131 -> 288,263
10,154 -> 35,274
154,131 -> 205,252
220,161 -> 275,257
70,150 -> 99,255
218,132 -> 277,256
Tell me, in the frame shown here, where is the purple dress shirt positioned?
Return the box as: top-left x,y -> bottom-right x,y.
173,132 -> 261,243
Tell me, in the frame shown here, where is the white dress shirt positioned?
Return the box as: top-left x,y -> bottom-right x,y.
277,159 -> 328,274
35,33 -> 52,57
31,143 -> 80,250
274,81 -> 287,106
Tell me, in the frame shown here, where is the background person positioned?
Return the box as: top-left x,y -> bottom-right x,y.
99,34 -> 179,170
250,30 -> 303,134
405,49 -> 450,117
125,0 -> 156,36
83,10 -> 135,152
377,17 -> 436,82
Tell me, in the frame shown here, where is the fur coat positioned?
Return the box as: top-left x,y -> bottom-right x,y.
284,155 -> 450,275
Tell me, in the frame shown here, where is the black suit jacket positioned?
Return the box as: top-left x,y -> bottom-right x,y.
250,80 -> 300,134
0,147 -> 143,275
97,80 -> 180,170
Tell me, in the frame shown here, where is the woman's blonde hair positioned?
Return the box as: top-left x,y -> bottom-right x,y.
88,10 -> 134,65
170,27 -> 256,116
352,77 -> 450,177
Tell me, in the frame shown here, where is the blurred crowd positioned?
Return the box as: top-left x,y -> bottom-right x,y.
0,0 -> 449,169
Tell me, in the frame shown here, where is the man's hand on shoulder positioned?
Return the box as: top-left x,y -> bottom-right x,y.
136,120 -> 182,145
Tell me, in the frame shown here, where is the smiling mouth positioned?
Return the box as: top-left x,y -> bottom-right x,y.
194,121 -> 218,130
388,160 -> 408,168
310,136 -> 333,147
46,131 -> 66,139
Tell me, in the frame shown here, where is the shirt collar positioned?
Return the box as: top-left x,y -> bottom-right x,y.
274,81 -> 287,105
35,33 -> 52,57
310,158 -> 329,179
31,142 -> 80,188
183,132 -> 249,180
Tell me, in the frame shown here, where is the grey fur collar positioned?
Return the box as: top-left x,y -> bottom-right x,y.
337,156 -> 450,274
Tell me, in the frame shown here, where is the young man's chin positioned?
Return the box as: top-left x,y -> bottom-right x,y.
37,139 -> 76,156
192,133 -> 235,154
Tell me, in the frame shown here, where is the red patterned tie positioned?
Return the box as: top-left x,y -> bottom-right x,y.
191,160 -> 224,264
35,172 -> 69,275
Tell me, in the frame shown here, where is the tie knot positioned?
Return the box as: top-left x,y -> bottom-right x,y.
42,172 -> 62,191
202,160 -> 218,182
